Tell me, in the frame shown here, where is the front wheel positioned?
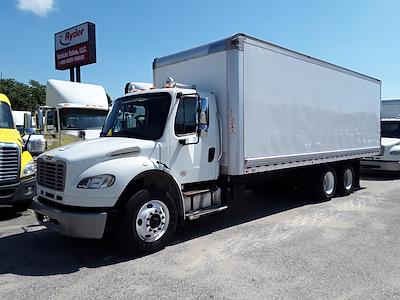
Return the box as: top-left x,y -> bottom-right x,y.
117,189 -> 178,255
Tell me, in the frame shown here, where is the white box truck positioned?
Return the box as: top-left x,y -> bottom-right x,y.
32,80 -> 109,153
361,99 -> 400,171
32,34 -> 381,254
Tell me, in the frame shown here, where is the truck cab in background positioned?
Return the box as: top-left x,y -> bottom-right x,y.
361,99 -> 400,172
12,110 -> 34,135
0,93 -> 36,211
12,110 -> 46,157
34,79 -> 109,152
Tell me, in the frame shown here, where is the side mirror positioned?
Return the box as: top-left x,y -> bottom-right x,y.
22,127 -> 36,152
23,112 -> 32,131
197,97 -> 209,138
45,109 -> 56,133
25,128 -> 35,135
36,109 -> 43,130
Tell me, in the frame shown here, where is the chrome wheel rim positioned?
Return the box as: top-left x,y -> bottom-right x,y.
323,171 -> 335,195
343,169 -> 353,191
136,200 -> 170,242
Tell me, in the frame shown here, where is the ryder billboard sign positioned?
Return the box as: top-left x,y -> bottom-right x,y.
55,22 -> 96,70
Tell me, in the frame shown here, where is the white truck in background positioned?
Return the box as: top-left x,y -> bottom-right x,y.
11,110 -> 45,156
32,34 -> 381,254
32,80 -> 109,154
12,110 -> 34,135
361,99 -> 400,172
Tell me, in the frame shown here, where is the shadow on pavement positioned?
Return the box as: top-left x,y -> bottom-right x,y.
361,170 -> 400,181
0,208 -> 23,222
0,189 -> 315,277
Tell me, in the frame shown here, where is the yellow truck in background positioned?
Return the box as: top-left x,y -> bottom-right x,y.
0,93 -> 36,211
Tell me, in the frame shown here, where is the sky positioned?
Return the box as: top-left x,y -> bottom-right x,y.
0,0 -> 399,99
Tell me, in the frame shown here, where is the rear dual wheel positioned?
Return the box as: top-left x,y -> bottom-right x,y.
310,164 -> 355,201
337,164 -> 355,196
310,166 -> 337,202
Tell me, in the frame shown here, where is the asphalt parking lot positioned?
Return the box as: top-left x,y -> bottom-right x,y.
1,175 -> 400,299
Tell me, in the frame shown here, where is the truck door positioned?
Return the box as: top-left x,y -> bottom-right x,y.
44,109 -> 60,150
169,94 -> 219,184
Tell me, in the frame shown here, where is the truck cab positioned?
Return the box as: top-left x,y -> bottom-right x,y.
361,118 -> 400,171
12,110 -> 32,135
41,103 -> 108,149
0,94 -> 36,211
33,79 -> 109,152
361,99 -> 400,172
33,82 -> 220,251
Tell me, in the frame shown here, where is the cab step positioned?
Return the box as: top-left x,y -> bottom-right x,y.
182,188 -> 214,197
186,205 -> 228,221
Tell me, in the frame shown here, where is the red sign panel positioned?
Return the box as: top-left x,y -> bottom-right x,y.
56,42 -> 90,69
54,22 -> 96,70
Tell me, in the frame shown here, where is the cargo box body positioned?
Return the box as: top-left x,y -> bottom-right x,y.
46,79 -> 108,108
154,34 -> 381,176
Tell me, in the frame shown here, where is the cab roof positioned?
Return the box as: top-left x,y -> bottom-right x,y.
118,87 -> 196,100
0,93 -> 11,106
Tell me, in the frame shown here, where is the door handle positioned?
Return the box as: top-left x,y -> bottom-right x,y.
208,148 -> 216,162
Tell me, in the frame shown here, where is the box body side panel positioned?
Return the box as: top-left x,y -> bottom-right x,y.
242,41 -> 381,171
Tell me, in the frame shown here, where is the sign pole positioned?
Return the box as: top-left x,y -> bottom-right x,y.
69,67 -> 75,82
76,66 -> 81,83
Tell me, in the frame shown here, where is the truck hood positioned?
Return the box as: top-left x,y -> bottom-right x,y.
41,137 -> 156,162
381,137 -> 400,147
0,128 -> 22,147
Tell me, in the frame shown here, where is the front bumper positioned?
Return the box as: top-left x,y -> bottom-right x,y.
0,176 -> 36,206
32,197 -> 108,239
360,159 -> 400,172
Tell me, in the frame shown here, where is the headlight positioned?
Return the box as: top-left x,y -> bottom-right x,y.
389,145 -> 400,155
77,174 -> 115,189
389,150 -> 400,155
22,160 -> 36,178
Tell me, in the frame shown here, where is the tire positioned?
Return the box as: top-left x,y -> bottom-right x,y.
337,164 -> 355,196
117,189 -> 178,255
309,166 -> 337,202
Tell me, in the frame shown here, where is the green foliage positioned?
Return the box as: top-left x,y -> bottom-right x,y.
0,78 -> 45,112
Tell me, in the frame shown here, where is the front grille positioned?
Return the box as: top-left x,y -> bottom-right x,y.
37,158 -> 66,191
0,144 -> 19,183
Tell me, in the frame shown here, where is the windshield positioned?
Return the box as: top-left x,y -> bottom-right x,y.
381,121 -> 400,138
0,102 -> 14,129
101,92 -> 171,140
60,108 -> 108,130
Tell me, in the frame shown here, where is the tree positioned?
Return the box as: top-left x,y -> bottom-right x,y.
0,78 -> 45,112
